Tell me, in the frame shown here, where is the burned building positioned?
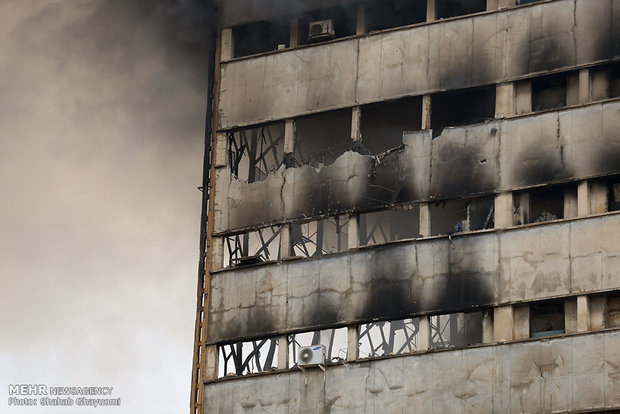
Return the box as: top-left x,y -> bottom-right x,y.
191,0 -> 620,412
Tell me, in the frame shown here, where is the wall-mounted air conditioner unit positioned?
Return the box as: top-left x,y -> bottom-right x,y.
308,20 -> 334,41
298,344 -> 325,366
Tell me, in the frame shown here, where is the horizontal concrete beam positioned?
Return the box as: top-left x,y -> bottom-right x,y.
207,213 -> 620,343
215,100 -> 620,234
218,0 -> 618,128
205,330 -> 620,413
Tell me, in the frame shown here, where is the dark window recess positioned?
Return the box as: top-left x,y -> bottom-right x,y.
291,216 -> 348,258
436,0 -> 486,19
359,207 -> 420,246
288,328 -> 347,367
223,227 -> 281,268
364,0 -> 426,32
530,303 -> 565,338
609,179 -> 620,212
517,0 -> 543,4
358,318 -> 421,358
232,20 -> 290,58
531,74 -> 567,112
360,97 -> 422,154
218,337 -> 278,377
430,311 -> 483,349
515,185 -> 567,225
298,4 -> 357,45
608,296 -> 620,328
228,123 -> 285,183
294,109 -> 352,168
431,87 -> 495,138
430,197 -> 494,236
590,62 -> 620,101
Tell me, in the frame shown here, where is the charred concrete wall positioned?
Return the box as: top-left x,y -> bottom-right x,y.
218,0 -> 619,129
207,213 -> 620,343
205,330 -> 620,413
214,100 -> 620,234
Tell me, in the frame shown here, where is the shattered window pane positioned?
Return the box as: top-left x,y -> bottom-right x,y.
430,311 -> 483,349
228,122 -> 284,183
218,338 -> 278,377
288,328 -> 347,367
358,318 -> 420,358
294,109 -> 352,168
359,207 -> 420,246
291,216 -> 348,257
223,226 -> 281,267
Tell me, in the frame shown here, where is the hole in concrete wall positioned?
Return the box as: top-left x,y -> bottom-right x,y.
358,317 -> 421,358
288,328 -> 347,367
514,185 -> 569,225
291,216 -> 349,257
223,227 -> 281,268
590,62 -> 620,101
364,0 -> 426,32
436,0 -> 486,19
297,4 -> 357,45
531,73 -> 567,112
530,302 -> 565,338
294,109 -> 352,168
431,86 -> 495,138
430,311 -> 483,349
608,296 -> 620,328
359,207 -> 420,246
228,122 -> 285,183
430,197 -> 494,236
218,337 -> 279,377
360,97 -> 422,154
232,19 -> 290,58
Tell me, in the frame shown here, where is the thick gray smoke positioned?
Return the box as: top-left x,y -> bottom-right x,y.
0,1 -> 216,412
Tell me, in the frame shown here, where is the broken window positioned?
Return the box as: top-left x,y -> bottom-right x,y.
218,337 -> 279,377
430,197 -> 494,236
228,122 -> 285,183
231,19 -> 290,58
288,328 -> 347,367
430,311 -> 483,349
531,73 -> 567,112
297,4 -> 357,45
291,216 -> 348,258
530,302 -> 565,338
358,318 -> 421,358
223,227 -> 281,268
363,0 -> 426,32
436,0 -> 486,19
514,185 -> 568,225
431,86 -> 495,137
359,97 -> 422,154
294,109 -> 352,168
359,207 -> 420,246
590,62 -> 620,101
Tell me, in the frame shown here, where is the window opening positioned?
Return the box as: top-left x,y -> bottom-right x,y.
363,0 -> 426,32
431,86 -> 495,138
608,296 -> 620,328
359,207 -> 420,246
430,197 -> 494,236
430,311 -> 483,349
590,62 -> 620,101
288,328 -> 347,367
218,337 -> 279,377
514,185 -> 567,225
232,19 -> 290,58
531,73 -> 567,112
294,109 -> 352,168
358,318 -> 421,358
291,216 -> 349,258
223,227 -> 281,267
360,97 -> 422,154
228,122 -> 285,183
436,0 -> 486,19
530,302 -> 565,338
298,4 -> 357,45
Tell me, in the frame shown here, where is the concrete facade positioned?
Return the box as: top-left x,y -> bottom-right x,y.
192,0 -> 620,413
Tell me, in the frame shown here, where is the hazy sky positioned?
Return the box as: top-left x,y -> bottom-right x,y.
0,1 -> 213,412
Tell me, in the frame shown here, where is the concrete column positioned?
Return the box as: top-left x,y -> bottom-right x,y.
221,27 -> 234,61
421,95 -> 432,130
513,306 -> 530,339
280,224 -> 291,258
577,180 -> 590,216
482,311 -> 494,343
356,3 -> 366,35
579,68 -> 590,104
277,335 -> 289,369
486,0 -> 499,11
418,316 -> 430,351
284,119 -> 296,155
498,0 -> 516,9
494,306 -> 514,342
210,237 -> 224,271
564,185 -> 578,219
515,192 -> 530,225
515,81 -> 532,114
589,181 -> 609,214
591,68 -> 610,101
567,73 -> 579,106
426,0 -> 436,21
204,344 -> 219,380
213,131 -> 228,168
351,106 -> 362,142
495,193 -> 514,228
577,295 -> 591,332
419,203 -> 431,237
347,325 -> 359,361
495,83 -> 515,117
564,298 -> 578,334
290,19 -> 299,48
347,214 -> 359,249
590,296 -> 607,330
